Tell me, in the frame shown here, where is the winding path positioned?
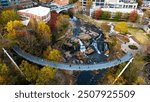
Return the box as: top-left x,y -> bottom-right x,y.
12,45 -> 133,71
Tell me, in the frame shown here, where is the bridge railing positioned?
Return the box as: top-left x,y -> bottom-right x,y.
12,45 -> 133,71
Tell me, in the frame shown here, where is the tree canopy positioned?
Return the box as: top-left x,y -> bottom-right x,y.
5,20 -> 23,40
0,9 -> 20,25
37,21 -> 51,43
20,60 -> 39,84
43,47 -> 62,62
56,14 -> 69,38
92,8 -> 102,20
115,22 -> 128,34
36,66 -> 57,85
128,10 -> 138,22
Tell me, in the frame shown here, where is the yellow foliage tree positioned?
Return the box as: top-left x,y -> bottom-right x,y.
20,60 -> 39,84
56,15 -> 69,38
5,20 -> 23,40
48,49 -> 62,62
135,76 -> 145,85
37,21 -> 51,43
0,9 -> 20,25
43,46 -> 52,58
36,66 -> 57,85
0,61 -> 11,84
115,22 -> 128,34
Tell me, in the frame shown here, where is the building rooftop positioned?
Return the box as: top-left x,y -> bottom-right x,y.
18,6 -> 50,17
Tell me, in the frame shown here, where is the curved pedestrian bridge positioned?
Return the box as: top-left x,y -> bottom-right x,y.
50,4 -> 74,13
12,45 -> 133,71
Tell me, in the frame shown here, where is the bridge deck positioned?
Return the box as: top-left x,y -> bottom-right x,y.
12,46 -> 133,71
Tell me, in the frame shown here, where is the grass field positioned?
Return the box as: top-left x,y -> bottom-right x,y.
128,27 -> 149,44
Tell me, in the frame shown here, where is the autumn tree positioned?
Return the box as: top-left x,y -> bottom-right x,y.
113,12 -> 122,21
0,61 -> 10,84
115,22 -> 128,34
37,21 -> 52,46
128,10 -> 138,22
99,54 -> 146,85
86,0 -> 93,15
99,63 -> 127,85
143,9 -> 150,18
74,1 -> 82,13
56,14 -> 69,38
28,18 -> 38,31
20,60 -> 40,84
92,8 -> 102,20
123,54 -> 145,85
142,9 -> 150,24
0,9 -> 20,25
49,11 -> 59,30
5,20 -> 23,40
36,66 -> 57,85
137,0 -> 143,7
17,32 -> 39,55
69,0 -> 78,3
101,23 -> 110,32
0,60 -> 19,85
0,38 -> 12,49
43,47 -> 62,62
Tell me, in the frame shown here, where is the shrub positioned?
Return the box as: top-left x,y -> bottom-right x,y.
101,23 -> 110,32
113,12 -> 122,21
128,10 -> 138,22
92,8 -> 102,19
100,11 -> 111,20
128,45 -> 138,50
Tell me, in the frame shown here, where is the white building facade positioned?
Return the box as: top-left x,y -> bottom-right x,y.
79,0 -> 138,9
18,6 -> 51,23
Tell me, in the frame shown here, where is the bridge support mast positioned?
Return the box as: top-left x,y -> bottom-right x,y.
113,57 -> 134,84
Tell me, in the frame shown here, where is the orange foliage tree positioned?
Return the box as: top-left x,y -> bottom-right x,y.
93,8 -> 102,19
128,10 -> 138,22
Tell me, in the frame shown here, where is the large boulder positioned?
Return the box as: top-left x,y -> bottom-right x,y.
78,34 -> 91,40
64,51 -> 72,58
71,37 -> 79,43
85,47 -> 95,55
89,31 -> 99,37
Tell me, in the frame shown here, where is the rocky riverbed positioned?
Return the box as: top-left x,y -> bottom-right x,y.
62,17 -> 109,65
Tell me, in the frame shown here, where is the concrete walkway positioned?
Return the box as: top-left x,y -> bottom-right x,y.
121,35 -> 142,56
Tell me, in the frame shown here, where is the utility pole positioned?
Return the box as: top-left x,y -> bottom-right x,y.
113,57 -> 134,84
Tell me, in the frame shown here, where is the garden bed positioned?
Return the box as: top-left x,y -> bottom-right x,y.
128,45 -> 138,50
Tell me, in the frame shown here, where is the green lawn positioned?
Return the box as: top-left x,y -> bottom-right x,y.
128,27 -> 149,44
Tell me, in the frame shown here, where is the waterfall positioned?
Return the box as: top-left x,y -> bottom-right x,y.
104,43 -> 108,51
109,23 -> 115,34
92,40 -> 101,54
96,34 -> 102,40
108,22 -> 119,34
104,43 -> 109,57
78,39 -> 86,53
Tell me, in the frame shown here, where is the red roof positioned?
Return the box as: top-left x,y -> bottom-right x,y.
53,0 -> 69,6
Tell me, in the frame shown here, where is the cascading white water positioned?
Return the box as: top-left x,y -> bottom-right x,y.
104,43 -> 109,57
108,22 -> 119,34
78,39 -> 86,53
96,34 -> 102,40
92,40 -> 101,54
